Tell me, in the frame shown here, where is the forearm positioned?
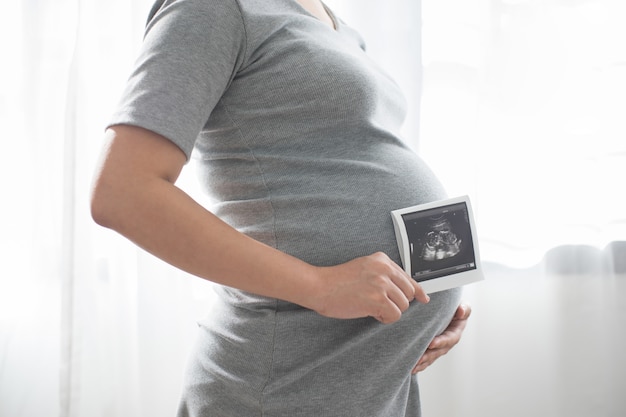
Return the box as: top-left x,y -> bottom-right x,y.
91,125 -> 427,323
95,176 -> 321,307
91,127 -> 321,309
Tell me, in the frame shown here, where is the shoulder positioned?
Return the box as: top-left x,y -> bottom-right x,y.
142,0 -> 248,64
145,0 -> 247,36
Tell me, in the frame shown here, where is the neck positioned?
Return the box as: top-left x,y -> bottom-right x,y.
295,0 -> 335,29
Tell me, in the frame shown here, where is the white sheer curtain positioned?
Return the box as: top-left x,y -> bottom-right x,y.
412,2 -> 626,415
418,0 -> 626,267
1,0 -> 213,416
332,0 -> 626,267
1,1 -> 625,417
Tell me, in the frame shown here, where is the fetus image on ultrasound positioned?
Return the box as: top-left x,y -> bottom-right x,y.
402,202 -> 476,282
421,218 -> 461,262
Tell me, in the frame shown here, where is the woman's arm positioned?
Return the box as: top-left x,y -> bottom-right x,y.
91,125 -> 429,323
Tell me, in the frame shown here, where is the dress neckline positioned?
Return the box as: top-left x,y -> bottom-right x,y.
291,0 -> 340,32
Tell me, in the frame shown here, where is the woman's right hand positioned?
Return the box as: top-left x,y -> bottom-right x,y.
92,126 -> 427,324
309,252 -> 430,324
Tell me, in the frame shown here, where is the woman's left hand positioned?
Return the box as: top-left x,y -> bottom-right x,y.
411,303 -> 472,374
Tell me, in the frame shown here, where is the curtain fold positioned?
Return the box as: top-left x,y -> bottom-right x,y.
414,4 -> 626,413
1,1 -> 624,417
60,2 -> 81,413
418,0 -> 626,267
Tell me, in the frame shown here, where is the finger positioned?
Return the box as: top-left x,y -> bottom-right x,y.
429,322 -> 464,349
429,305 -> 471,345
412,361 -> 428,374
381,255 -> 417,301
410,279 -> 430,304
412,359 -> 432,374
385,256 -> 430,303
429,334 -> 454,350
456,303 -> 472,320
372,252 -> 429,304
412,348 -> 447,374
385,283 -> 411,313
412,304 -> 473,373
373,301 -> 403,324
412,355 -> 434,374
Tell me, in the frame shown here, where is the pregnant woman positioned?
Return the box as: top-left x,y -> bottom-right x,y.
90,0 -> 471,415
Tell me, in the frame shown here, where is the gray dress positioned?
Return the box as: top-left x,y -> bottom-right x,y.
109,0 -> 462,415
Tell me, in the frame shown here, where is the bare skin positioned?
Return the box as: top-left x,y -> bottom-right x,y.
412,303 -> 472,374
295,0 -> 335,29
290,0 -> 473,371
92,124 -> 470,371
91,0 -> 471,370
91,125 -> 429,324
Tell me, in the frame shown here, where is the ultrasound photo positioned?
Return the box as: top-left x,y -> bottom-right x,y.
401,202 -> 477,282
420,218 -> 462,262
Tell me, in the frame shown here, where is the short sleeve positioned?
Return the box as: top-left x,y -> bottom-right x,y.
108,0 -> 247,160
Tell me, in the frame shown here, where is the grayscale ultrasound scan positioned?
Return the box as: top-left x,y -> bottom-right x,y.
402,202 -> 477,282
421,218 -> 462,262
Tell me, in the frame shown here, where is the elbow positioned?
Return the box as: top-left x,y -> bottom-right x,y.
90,178 -> 122,229
90,186 -> 112,228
